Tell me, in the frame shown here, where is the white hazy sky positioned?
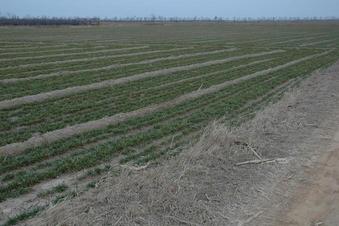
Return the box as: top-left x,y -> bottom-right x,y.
1,0 -> 339,18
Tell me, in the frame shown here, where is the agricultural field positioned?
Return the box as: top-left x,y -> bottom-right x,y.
0,22 -> 339,225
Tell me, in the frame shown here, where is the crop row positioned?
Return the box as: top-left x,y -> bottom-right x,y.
0,54 -> 274,118
0,47 -> 271,99
0,48 -> 331,151
133,66 -> 316,165
123,76 -> 302,165
0,41 -> 218,57
46,48 -> 333,168
0,46 -> 155,67
0,43 -> 150,58
0,45 -> 204,69
0,56 -> 271,128
0,34 -> 318,73
238,35 -> 338,49
0,56 -> 277,145
0,43 -> 205,73
1,49 -> 338,173
0,51 -> 336,202
0,59 -> 308,180
1,58 -> 315,175
0,42 -> 125,54
0,50 -> 307,145
0,48 -> 237,83
0,54 -> 279,123
0,45 -> 235,81
0,45 -> 186,76
0,47 -> 200,80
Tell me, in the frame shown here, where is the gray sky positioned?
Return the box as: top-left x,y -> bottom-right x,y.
1,0 -> 339,18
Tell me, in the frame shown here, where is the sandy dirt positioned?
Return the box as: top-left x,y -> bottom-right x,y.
265,122 -> 339,226
249,61 -> 339,226
280,133 -> 339,226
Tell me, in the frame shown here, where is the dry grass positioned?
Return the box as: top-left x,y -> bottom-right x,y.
23,61 -> 339,226
27,78 -> 305,226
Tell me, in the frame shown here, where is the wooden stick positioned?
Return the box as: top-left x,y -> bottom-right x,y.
197,83 -> 204,91
236,158 -> 288,166
121,163 -> 150,171
247,145 -> 262,159
170,135 -> 175,149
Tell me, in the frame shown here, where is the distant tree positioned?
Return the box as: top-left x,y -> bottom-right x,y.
0,15 -> 100,26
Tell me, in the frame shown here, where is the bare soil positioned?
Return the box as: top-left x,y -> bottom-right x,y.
278,135 -> 339,226
251,61 -> 339,226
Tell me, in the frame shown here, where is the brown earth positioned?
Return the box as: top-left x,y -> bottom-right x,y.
278,136 -> 339,226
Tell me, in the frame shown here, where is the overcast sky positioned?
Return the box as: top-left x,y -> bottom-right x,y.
1,0 -> 339,18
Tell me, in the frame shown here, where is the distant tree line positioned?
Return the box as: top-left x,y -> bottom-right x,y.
0,16 -> 100,26
0,14 -> 338,26
102,15 -> 339,23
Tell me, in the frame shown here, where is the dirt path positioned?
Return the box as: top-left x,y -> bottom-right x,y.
243,60 -> 339,226
284,147 -> 339,225
280,134 -> 339,226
